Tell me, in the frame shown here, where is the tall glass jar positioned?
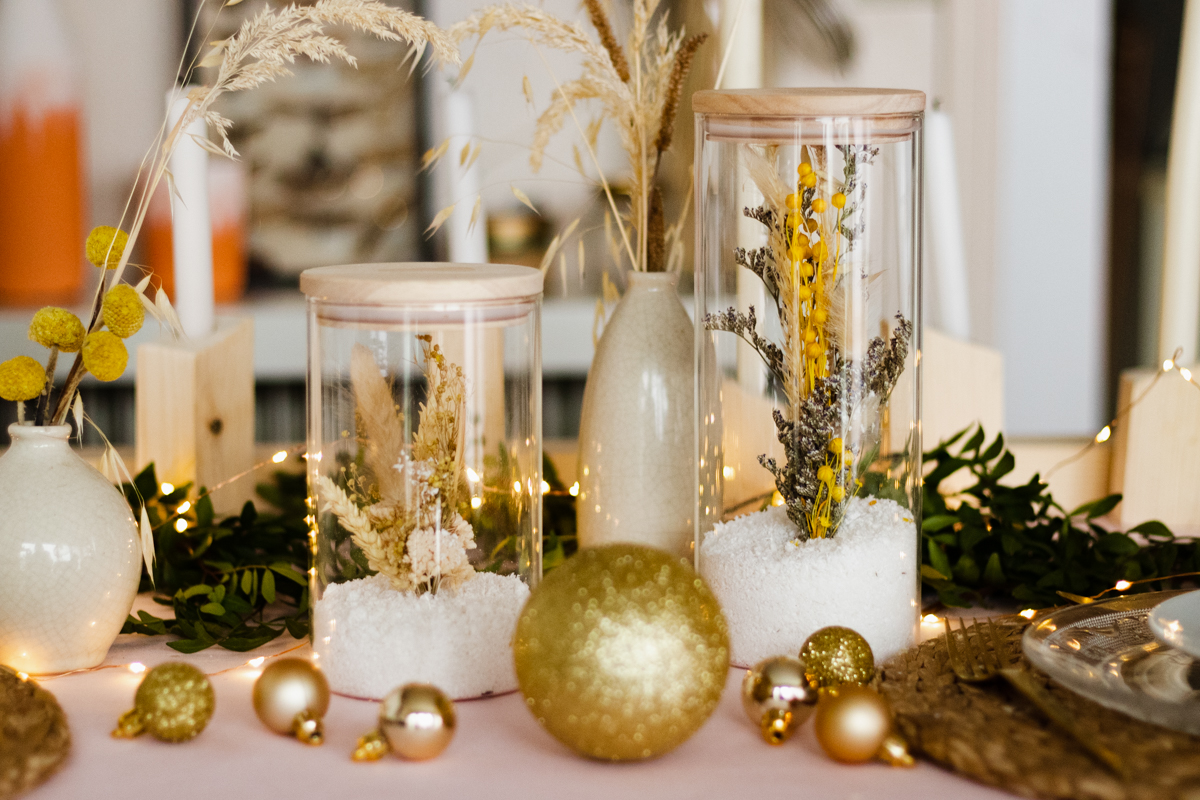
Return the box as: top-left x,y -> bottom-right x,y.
693,89 -> 924,667
302,263 -> 542,700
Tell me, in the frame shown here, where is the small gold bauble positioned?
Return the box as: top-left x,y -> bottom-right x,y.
513,544 -> 730,761
377,684 -> 456,761
813,684 -> 893,763
741,656 -> 817,745
800,626 -> 875,688
113,663 -> 215,743
252,658 -> 330,745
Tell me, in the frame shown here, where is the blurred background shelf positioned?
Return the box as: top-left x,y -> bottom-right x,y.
0,293 -> 600,445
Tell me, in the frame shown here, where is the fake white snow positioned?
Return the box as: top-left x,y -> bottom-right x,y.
313,572 -> 529,700
700,497 -> 918,667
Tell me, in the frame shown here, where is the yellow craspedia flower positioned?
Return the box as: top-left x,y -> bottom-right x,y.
0,356 -> 46,402
102,285 -> 144,338
82,331 -> 128,382
85,226 -> 129,269
28,307 -> 85,352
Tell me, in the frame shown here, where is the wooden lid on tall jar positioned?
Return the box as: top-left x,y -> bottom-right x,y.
694,88 -> 925,143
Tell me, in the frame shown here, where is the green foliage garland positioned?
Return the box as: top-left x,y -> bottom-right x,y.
119,464 -> 310,653
921,427 -> 1199,608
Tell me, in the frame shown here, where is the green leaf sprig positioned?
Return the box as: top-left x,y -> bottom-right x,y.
921,426 -> 1199,608
119,463 -> 311,653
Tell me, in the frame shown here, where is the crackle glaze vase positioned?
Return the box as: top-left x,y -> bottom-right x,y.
577,271 -> 694,558
0,424 -> 141,673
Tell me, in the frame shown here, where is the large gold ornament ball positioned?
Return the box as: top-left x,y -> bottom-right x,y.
253,659 -> 330,742
513,544 -> 730,761
800,626 -> 875,688
135,663 -> 215,742
741,656 -> 816,744
379,684 -> 456,760
813,684 -> 893,763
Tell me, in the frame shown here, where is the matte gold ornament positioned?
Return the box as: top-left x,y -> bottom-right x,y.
741,656 -> 817,744
813,684 -> 911,766
513,544 -> 730,761
353,684 -> 455,762
252,658 -> 330,745
112,663 -> 214,743
800,626 -> 875,688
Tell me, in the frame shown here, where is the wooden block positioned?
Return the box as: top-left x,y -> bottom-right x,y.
1007,438 -> 1111,513
888,327 -> 1004,455
135,317 -> 255,514
922,327 -> 1005,449
1109,367 -> 1200,533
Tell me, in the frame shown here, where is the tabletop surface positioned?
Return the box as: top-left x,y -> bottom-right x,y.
20,601 -> 1016,800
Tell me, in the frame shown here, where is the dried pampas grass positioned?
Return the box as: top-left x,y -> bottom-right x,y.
452,0 -> 706,273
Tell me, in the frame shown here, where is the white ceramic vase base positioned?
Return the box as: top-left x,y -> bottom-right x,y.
577,272 -> 695,558
0,424 -> 141,673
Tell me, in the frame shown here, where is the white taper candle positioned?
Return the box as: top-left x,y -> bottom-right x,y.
1159,0 -> 1200,363
167,87 -> 214,339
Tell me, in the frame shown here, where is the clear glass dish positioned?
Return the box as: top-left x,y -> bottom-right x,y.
1022,591 -> 1200,735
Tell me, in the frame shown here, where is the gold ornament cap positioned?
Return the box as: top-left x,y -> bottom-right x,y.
252,658 -> 330,745
113,663 -> 215,743
800,626 -> 875,688
741,656 -> 816,745
354,683 -> 455,762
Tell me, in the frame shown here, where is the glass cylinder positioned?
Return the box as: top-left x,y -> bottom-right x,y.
302,263 -> 542,700
693,89 -> 924,667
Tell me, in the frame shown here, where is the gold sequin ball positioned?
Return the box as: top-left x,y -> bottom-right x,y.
800,626 -> 875,688
513,544 -> 729,761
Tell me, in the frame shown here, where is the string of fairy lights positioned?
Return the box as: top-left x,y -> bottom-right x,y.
19,352 -> 1200,679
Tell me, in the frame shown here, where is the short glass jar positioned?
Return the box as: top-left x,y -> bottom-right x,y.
693,89 -> 925,666
302,263 -> 542,699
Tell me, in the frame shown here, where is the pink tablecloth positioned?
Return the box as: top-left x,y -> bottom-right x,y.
23,609 -> 1014,800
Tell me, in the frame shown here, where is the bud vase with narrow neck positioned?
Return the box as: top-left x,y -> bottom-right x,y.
0,424 -> 142,673
577,271 -> 694,558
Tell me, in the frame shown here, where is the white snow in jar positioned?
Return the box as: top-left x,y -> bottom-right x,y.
700,496 -> 918,667
313,572 -> 529,700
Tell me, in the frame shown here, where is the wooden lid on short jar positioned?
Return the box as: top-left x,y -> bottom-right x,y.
693,88 -> 926,118
300,263 -> 543,305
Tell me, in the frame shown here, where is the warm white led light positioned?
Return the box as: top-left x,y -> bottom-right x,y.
1115,580 -> 1132,591
569,482 -> 579,497
272,450 -> 288,463
129,662 -> 146,674
177,501 -> 191,514
1019,609 -> 1036,619
161,483 -> 175,495
1095,425 -> 1111,444
174,518 -> 188,532
540,480 -> 550,494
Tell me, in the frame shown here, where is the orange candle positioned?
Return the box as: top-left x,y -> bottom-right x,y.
0,0 -> 85,306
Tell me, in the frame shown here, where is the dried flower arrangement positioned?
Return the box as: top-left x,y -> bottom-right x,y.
705,145 -> 912,541
0,0 -> 456,435
318,338 -> 476,595
448,0 -> 706,276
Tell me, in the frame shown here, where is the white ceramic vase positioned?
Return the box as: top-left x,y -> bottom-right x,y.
577,271 -> 694,558
0,424 -> 142,673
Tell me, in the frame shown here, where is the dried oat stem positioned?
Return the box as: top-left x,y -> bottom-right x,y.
50,1 -> 457,426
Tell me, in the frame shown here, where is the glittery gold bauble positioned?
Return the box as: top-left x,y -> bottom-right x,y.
367,684 -> 456,761
513,544 -> 730,761
112,663 -> 215,743
0,666 -> 70,797
741,656 -> 817,745
253,659 -> 330,745
813,684 -> 894,763
800,626 -> 875,688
